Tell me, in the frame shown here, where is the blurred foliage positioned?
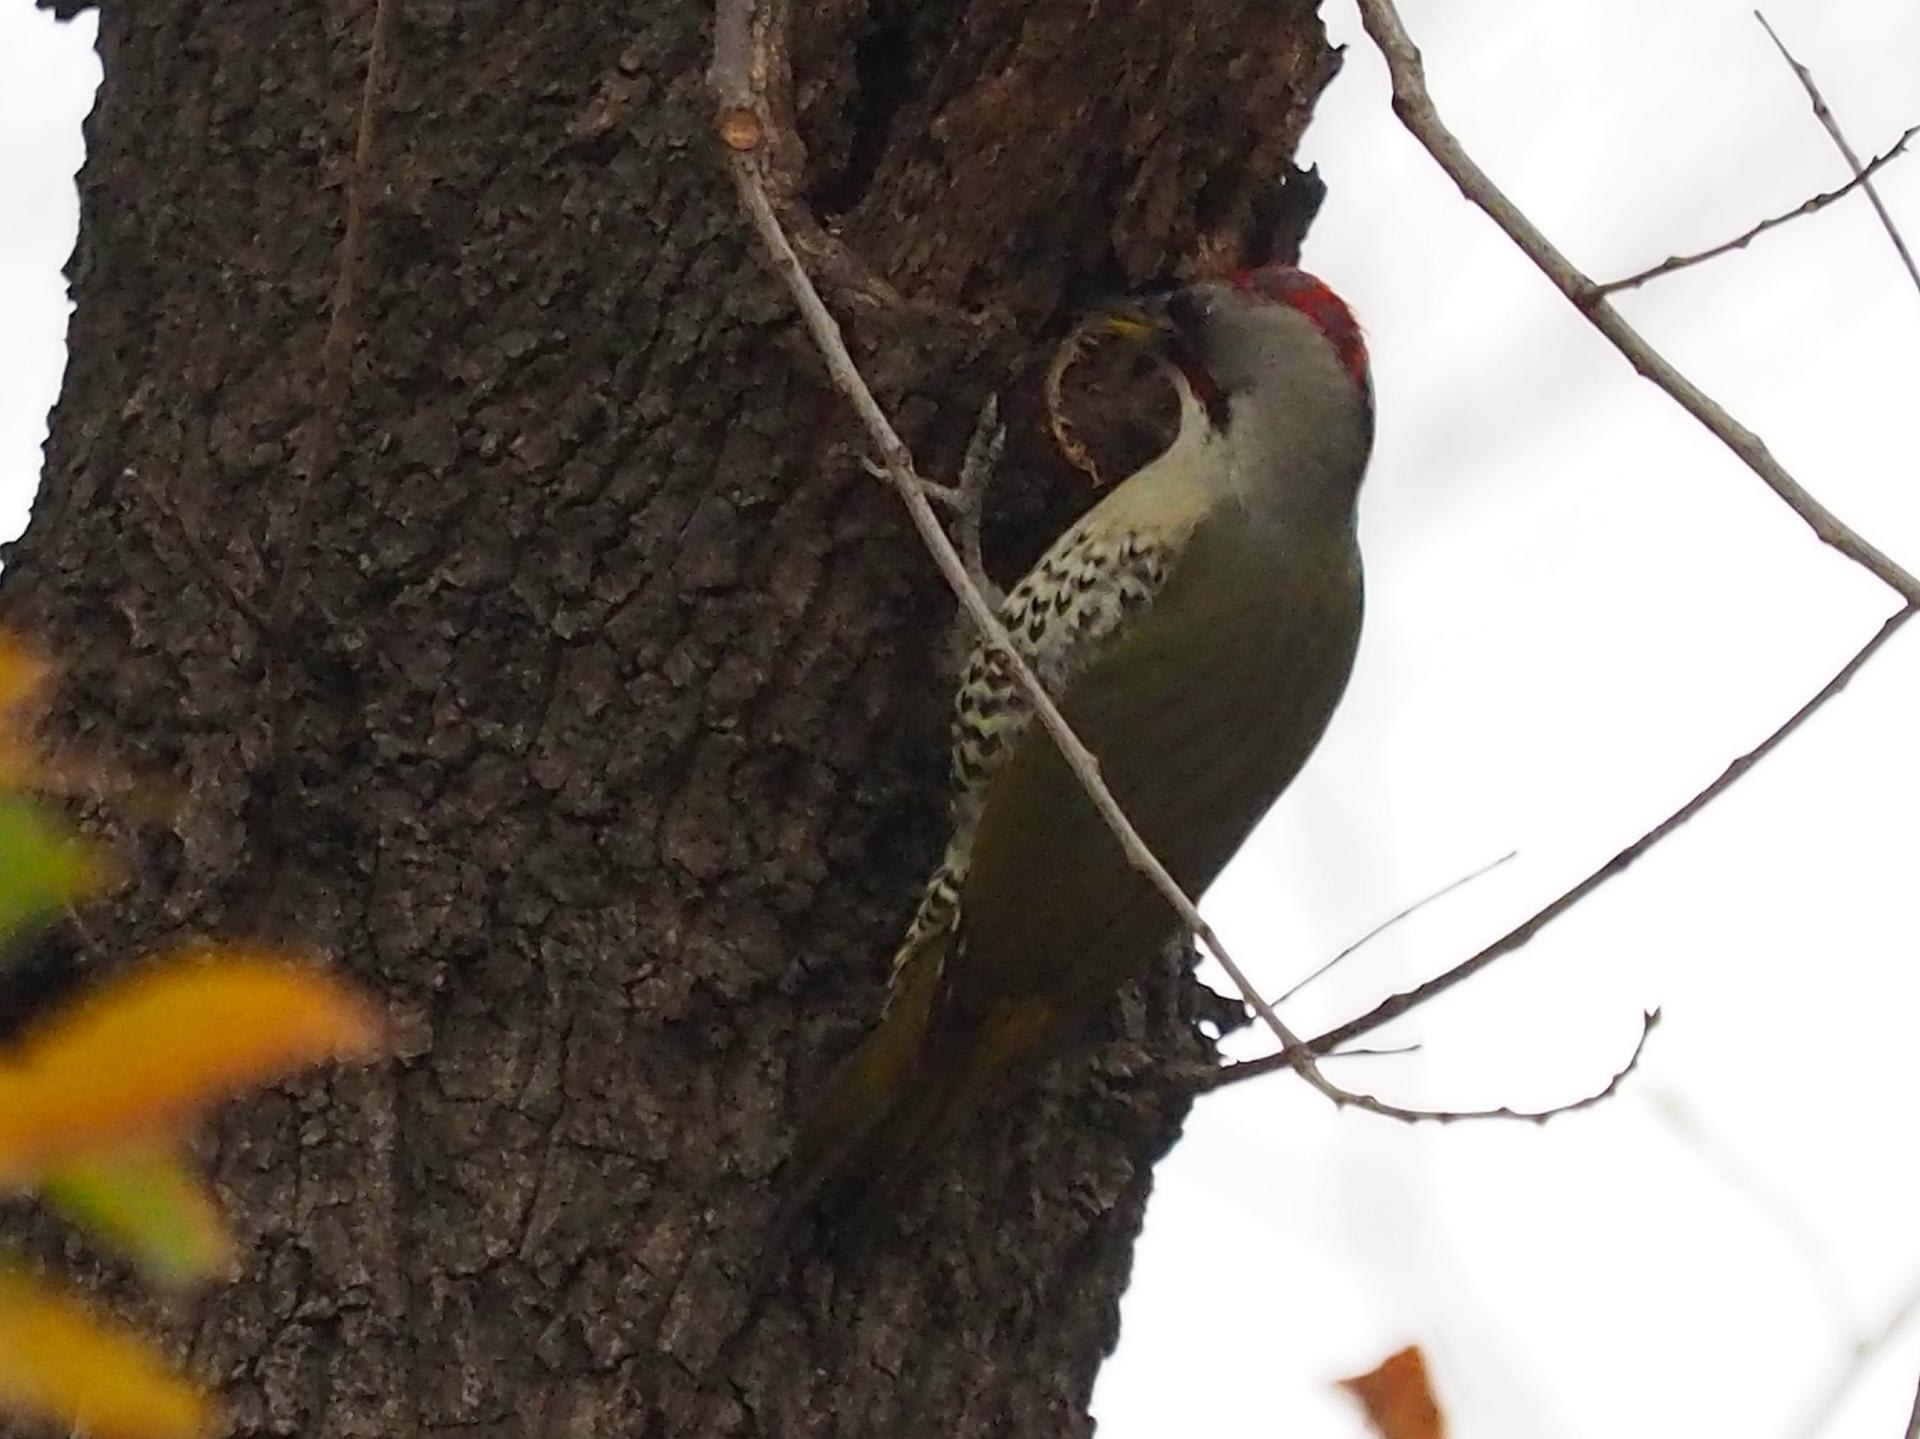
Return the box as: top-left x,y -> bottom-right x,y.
0,632 -> 387,1437
1340,1345 -> 1447,1439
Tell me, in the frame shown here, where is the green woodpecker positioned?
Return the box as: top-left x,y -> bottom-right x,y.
794,265 -> 1373,1207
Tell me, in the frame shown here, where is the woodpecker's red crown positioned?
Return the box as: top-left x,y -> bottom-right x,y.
1230,265 -> 1368,389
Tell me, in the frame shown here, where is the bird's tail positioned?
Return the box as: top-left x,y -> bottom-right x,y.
783,939 -> 1062,1220
878,996 -> 1059,1181
781,934 -> 946,1219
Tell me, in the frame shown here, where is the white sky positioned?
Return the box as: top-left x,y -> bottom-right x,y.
1105,3 -> 1920,1436
3,3 -> 1917,1437
0,5 -> 93,528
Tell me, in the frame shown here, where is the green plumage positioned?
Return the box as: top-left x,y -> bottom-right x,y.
791,273 -> 1373,1210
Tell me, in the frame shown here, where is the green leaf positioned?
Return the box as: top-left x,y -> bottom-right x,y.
41,1153 -> 236,1289
0,796 -> 107,950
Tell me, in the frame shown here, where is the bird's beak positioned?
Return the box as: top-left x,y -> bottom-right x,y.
1098,294 -> 1175,347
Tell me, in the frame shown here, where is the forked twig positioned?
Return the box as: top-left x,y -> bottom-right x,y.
1354,0 -> 1920,606
1597,123 -> 1920,295
1757,11 -> 1920,299
1202,1008 -> 1659,1126
1200,602 -> 1913,1090
1268,849 -> 1516,1008
1302,602 -> 1914,1060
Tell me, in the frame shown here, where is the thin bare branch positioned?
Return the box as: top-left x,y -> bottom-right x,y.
1203,1010 -> 1660,1131
1205,601 -> 1912,1091
1304,602 -> 1914,1058
1783,1264 -> 1920,1439
132,466 -> 272,633
267,0 -> 394,639
1269,849 -> 1516,1007
1757,11 -> 1920,300
1325,1044 -> 1422,1061
1596,123 -> 1920,295
1652,1087 -> 1855,1337
865,397 -> 1006,604
1906,1365 -> 1920,1439
950,395 -> 1006,608
239,0 -> 395,932
1353,0 -> 1920,606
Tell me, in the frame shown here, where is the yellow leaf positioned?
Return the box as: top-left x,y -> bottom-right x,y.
0,1267 -> 210,1439
0,950 -> 387,1183
1339,1345 -> 1447,1439
42,1152 -> 237,1289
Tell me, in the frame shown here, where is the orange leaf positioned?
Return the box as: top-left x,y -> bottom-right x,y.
1339,1345 -> 1446,1439
0,1267 -> 211,1439
0,950 -> 386,1183
0,633 -> 169,813
0,637 -> 53,790
42,1151 -> 238,1289
0,636 -> 49,717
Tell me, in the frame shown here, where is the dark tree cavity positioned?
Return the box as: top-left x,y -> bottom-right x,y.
3,1 -> 1341,1433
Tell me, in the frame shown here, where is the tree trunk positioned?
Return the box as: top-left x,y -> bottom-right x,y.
4,1 -> 1341,1433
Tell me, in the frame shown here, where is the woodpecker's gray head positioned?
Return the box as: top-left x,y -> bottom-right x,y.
1105,265 -> 1370,429
1103,265 -> 1373,511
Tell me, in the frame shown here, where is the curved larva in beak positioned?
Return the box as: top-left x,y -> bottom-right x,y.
1098,294 -> 1175,347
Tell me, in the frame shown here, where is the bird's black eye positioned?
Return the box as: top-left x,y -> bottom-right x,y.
1163,288 -> 1210,341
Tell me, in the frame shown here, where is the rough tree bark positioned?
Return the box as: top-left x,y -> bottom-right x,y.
3,1 -> 1342,1433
